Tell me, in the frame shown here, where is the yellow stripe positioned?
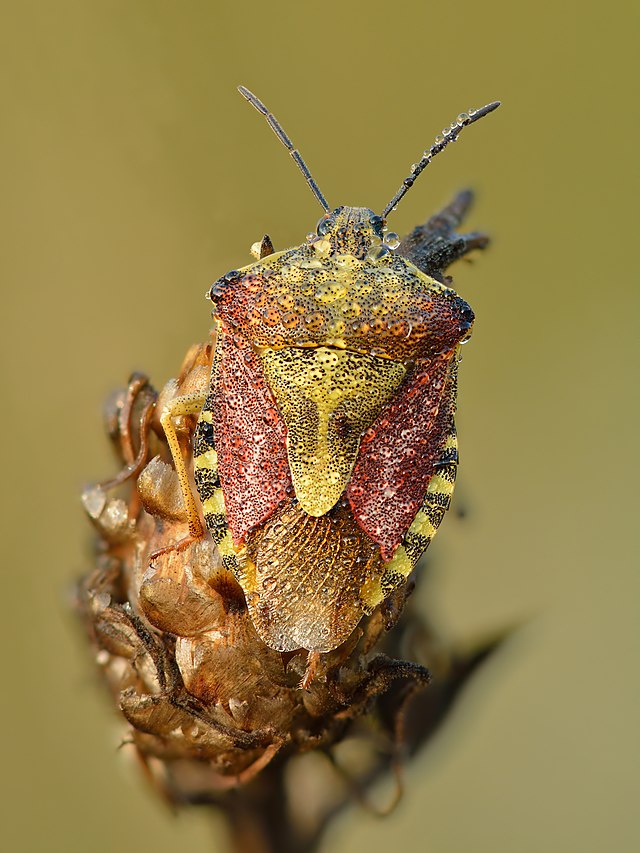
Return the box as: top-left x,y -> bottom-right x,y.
383,545 -> 412,578
218,531 -> 236,557
194,448 -> 218,470
199,409 -> 213,423
202,490 -> 226,516
426,471 -> 455,496
407,510 -> 437,540
359,575 -> 384,611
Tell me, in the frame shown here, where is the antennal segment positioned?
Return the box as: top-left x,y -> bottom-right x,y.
381,101 -> 501,219
238,85 -> 330,213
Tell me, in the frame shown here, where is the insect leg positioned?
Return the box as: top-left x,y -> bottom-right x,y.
118,372 -> 154,465
159,392 -> 207,539
300,651 -> 322,691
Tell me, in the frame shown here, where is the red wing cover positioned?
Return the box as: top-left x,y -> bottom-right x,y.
347,352 -> 455,559
212,332 -> 292,544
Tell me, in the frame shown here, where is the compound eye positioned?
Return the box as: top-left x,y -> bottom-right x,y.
316,215 -> 334,237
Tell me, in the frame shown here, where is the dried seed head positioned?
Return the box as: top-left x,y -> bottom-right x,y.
76,195 -> 502,843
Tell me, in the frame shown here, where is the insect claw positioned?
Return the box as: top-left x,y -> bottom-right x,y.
300,650 -> 322,690
149,534 -> 202,565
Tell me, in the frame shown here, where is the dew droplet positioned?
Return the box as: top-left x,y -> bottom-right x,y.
313,239 -> 332,257
262,306 -> 280,326
299,258 -> 324,270
304,311 -> 325,331
327,319 -> 346,336
93,591 -> 111,611
365,244 -> 391,262
457,112 -> 469,125
277,293 -> 295,311
341,300 -> 362,319
443,126 -> 451,137
468,107 -> 477,116
434,134 -> 444,145
383,232 -> 400,250
81,485 -> 106,519
316,281 -> 346,303
103,499 -> 129,529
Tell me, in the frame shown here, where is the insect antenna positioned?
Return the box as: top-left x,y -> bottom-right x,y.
238,85 -> 330,213
381,101 -> 501,219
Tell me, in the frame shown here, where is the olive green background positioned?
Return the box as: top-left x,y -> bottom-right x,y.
1,1 -> 637,851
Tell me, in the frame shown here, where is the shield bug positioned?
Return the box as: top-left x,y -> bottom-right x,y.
157,87 -> 499,685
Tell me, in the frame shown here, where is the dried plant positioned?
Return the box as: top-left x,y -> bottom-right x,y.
76,192 -> 503,853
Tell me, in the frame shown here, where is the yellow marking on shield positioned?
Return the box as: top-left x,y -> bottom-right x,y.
260,347 -> 406,516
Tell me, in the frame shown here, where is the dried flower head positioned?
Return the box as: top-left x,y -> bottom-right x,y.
76,192 -> 502,851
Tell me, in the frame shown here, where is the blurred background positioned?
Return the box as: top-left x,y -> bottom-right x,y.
1,1 -> 638,851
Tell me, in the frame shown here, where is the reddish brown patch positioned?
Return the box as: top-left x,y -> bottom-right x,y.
213,331 -> 292,544
347,353 -> 456,559
214,257 -> 473,362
